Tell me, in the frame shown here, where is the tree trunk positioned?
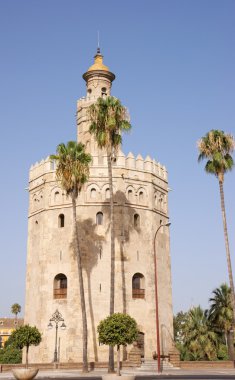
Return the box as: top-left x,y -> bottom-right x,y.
72,194 -> 88,372
219,180 -> 235,361
227,330 -> 234,361
117,346 -> 121,376
225,331 -> 228,347
26,346 -> 29,369
107,153 -> 115,373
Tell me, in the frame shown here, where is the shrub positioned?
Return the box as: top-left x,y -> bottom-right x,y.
0,346 -> 22,364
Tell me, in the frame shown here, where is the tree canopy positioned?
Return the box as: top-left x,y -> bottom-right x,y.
88,96 -> 131,156
10,325 -> 41,350
208,283 -> 232,334
97,313 -> 138,348
174,284 -> 232,361
50,141 -> 92,198
197,129 -> 234,182
11,303 -> 21,317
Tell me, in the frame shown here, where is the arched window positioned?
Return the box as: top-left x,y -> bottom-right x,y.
101,87 -> 107,97
154,193 -> 158,207
132,273 -> 145,299
86,140 -> 90,151
159,194 -> 163,209
54,274 -> 67,299
91,188 -> 96,199
105,188 -> 110,199
128,189 -> 133,201
96,212 -> 103,225
87,88 -> 92,95
58,214 -> 65,228
54,191 -> 59,202
134,214 -> 140,229
139,191 -> 144,203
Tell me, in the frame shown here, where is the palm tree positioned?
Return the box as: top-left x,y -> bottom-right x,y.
184,306 -> 218,360
208,283 -> 233,359
88,96 -> 131,371
11,303 -> 21,325
198,129 -> 235,356
50,141 -> 92,372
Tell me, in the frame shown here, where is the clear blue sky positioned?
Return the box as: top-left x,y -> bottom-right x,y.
0,0 -> 234,317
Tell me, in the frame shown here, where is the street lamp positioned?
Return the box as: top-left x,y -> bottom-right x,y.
48,309 -> 66,362
153,221 -> 171,373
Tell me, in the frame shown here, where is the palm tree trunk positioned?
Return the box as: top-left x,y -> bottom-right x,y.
107,153 -> 115,372
72,194 -> 88,372
219,180 -> 235,361
227,330 -> 234,361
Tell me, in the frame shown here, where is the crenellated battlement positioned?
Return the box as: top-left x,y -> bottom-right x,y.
77,95 -> 97,107
29,156 -> 53,181
29,151 -> 167,182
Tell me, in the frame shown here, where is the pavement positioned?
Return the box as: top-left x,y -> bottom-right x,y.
2,368 -> 235,380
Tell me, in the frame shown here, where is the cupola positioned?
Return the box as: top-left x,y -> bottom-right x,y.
83,48 -> 115,99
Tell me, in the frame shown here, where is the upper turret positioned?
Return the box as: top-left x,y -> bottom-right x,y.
82,48 -> 115,99
77,49 -> 116,152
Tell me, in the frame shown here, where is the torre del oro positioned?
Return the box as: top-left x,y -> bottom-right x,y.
24,49 -> 173,365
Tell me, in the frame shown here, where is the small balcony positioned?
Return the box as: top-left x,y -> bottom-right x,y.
132,288 -> 145,299
54,288 -> 67,299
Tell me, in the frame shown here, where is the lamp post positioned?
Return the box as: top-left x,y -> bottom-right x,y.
153,221 -> 171,373
48,309 -> 66,363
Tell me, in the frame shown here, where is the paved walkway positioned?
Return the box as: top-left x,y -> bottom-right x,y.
2,368 -> 235,380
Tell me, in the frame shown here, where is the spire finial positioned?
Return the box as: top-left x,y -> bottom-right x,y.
97,31 -> 100,54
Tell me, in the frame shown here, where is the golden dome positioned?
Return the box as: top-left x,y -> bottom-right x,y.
87,50 -> 109,72
83,48 -> 115,82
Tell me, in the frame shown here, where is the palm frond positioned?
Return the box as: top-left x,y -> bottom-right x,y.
51,141 -> 92,197
198,130 -> 234,179
88,96 -> 132,154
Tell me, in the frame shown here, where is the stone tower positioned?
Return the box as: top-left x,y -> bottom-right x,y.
24,50 -> 173,364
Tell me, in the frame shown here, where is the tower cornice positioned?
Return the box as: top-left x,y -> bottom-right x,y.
82,69 -> 115,83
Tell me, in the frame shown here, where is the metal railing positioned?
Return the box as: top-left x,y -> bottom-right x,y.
54,288 -> 67,299
132,288 -> 145,299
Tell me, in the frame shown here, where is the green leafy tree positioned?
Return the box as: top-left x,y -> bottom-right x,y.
217,343 -> 229,360
198,130 -> 235,359
0,346 -> 22,364
88,96 -> 131,372
10,325 -> 41,368
208,283 -> 232,358
98,313 -> 138,376
11,303 -> 21,323
50,141 -> 92,372
184,306 -> 218,360
173,311 -> 188,342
